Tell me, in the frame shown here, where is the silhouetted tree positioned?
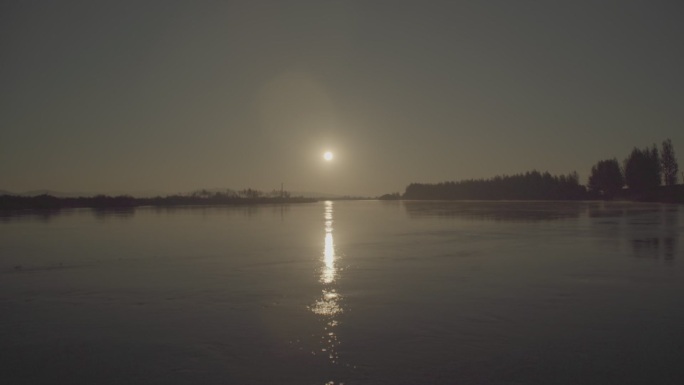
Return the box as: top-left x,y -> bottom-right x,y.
403,170 -> 586,200
588,158 -> 624,199
624,145 -> 661,194
379,192 -> 401,200
661,138 -> 678,186
239,188 -> 262,199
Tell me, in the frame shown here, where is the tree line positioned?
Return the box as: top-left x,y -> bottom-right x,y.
0,188 -> 311,211
398,139 -> 680,202
403,171 -> 586,200
588,138 -> 679,200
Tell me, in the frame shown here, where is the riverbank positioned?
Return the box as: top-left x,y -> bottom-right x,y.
0,194 -> 317,211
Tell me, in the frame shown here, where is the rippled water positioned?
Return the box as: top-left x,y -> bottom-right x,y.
1,201 -> 683,384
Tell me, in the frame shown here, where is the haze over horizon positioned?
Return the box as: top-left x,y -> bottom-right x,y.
2,1 -> 683,197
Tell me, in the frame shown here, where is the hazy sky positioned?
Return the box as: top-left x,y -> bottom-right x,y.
2,1 -> 683,196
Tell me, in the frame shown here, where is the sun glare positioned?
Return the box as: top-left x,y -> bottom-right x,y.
323,151 -> 334,161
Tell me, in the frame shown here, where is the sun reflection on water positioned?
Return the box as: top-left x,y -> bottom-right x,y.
322,234 -> 335,284
308,201 -> 343,365
320,200 -> 337,285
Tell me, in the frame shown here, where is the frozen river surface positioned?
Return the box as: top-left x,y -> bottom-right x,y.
1,200 -> 683,384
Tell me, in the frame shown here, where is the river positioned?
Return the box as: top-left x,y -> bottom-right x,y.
1,201 -> 682,384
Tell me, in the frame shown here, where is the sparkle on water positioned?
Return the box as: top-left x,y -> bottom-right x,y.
309,201 -> 343,367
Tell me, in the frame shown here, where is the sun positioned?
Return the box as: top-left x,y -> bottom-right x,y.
323,151 -> 334,161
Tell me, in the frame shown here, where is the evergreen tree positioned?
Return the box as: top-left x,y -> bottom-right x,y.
588,158 -> 624,198
624,145 -> 661,193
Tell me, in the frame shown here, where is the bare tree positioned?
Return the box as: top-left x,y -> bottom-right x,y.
661,138 -> 679,186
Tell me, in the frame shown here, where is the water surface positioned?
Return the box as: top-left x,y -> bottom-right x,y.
1,201 -> 683,384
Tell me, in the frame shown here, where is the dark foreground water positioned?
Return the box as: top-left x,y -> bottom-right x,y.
1,201 -> 683,385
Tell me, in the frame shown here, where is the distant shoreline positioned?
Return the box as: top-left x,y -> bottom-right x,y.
4,190 -> 682,211
0,194 -> 318,211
